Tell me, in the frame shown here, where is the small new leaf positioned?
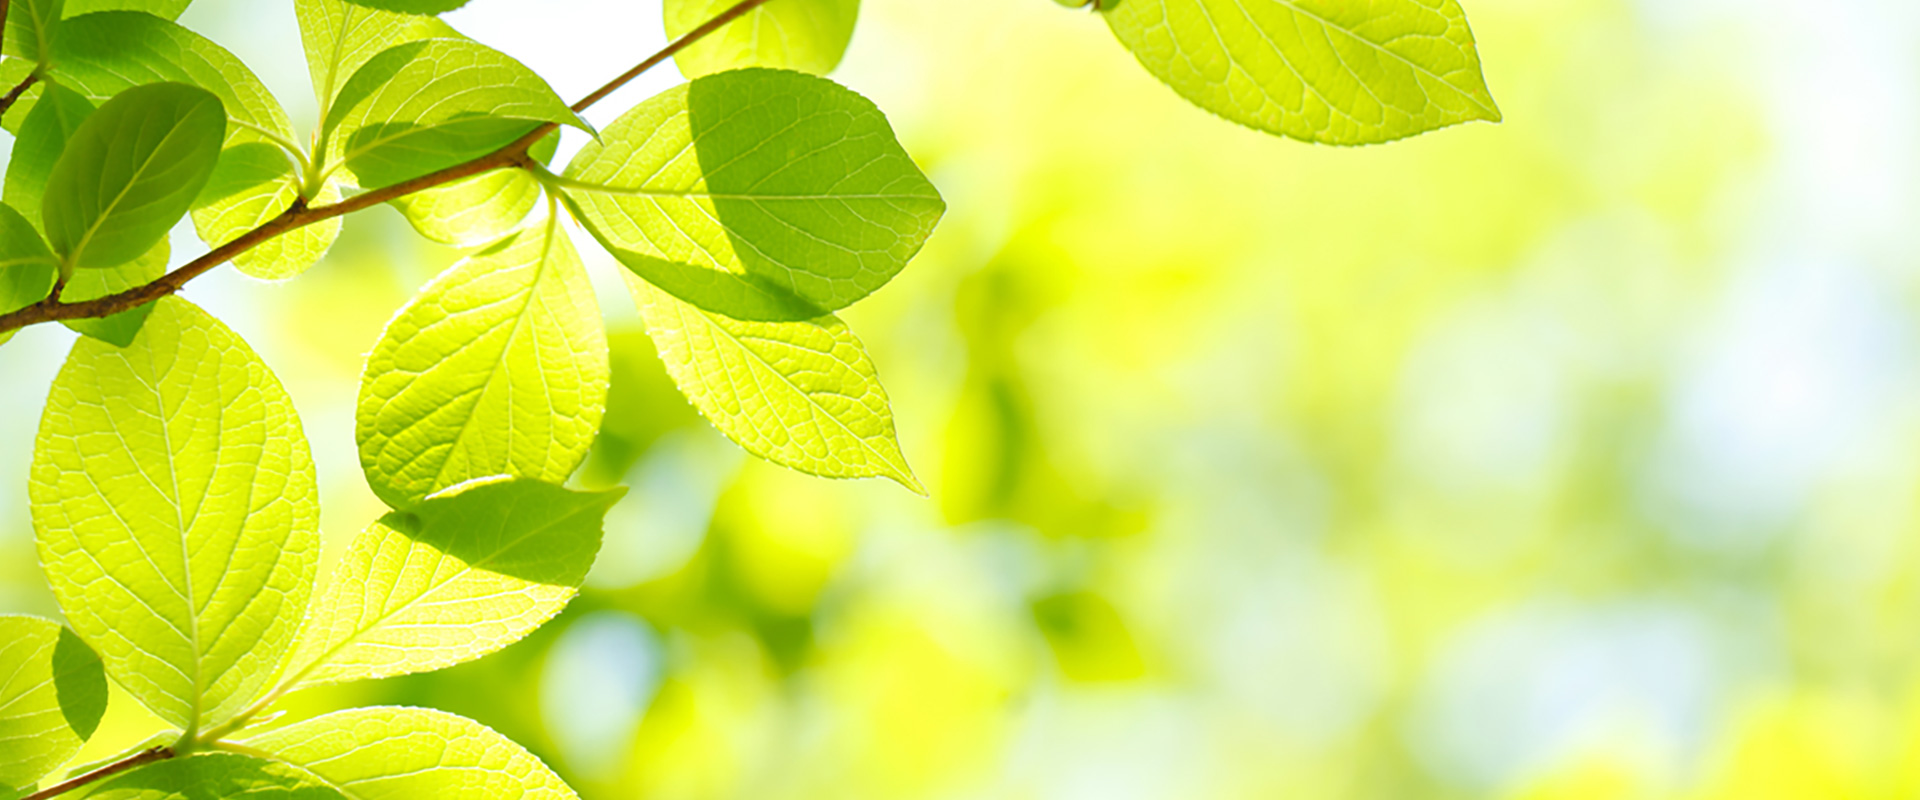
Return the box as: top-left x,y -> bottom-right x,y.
666,0 -> 860,78
1102,0 -> 1500,144
245,707 -> 576,799
0,616 -> 108,791
289,479 -> 622,688
624,274 -> 921,491
564,68 -> 944,315
30,298 -> 321,732
41,82 -> 225,269
357,216 -> 608,509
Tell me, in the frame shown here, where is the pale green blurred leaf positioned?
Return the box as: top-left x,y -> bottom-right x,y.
323,38 -> 585,189
0,616 -> 108,790
63,0 -> 192,19
57,238 -> 166,347
295,0 -> 455,118
245,706 -> 575,799
88,753 -> 344,799
666,0 -> 859,78
4,83 -> 94,233
623,272 -> 921,491
289,479 -> 621,688
357,217 -> 607,509
1103,0 -> 1500,144
42,82 -> 224,269
564,69 -> 942,315
29,298 -> 320,730
2,0 -> 62,65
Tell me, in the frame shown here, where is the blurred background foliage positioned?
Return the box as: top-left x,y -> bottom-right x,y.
7,0 -> 1920,797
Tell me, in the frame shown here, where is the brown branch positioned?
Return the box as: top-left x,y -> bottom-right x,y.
21,746 -> 172,800
0,0 -> 779,338
0,72 -> 36,120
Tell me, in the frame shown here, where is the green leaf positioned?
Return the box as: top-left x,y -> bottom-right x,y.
1102,0 -> 1500,144
357,215 -> 608,509
323,38 -> 586,189
2,0 -> 63,66
623,272 -> 921,491
0,204 -> 58,346
338,0 -> 469,14
245,706 -> 576,799
41,82 -> 225,269
391,132 -> 556,247
63,0 -> 193,19
191,146 -> 342,281
58,237 -> 166,347
0,616 -> 108,790
88,753 -> 344,800
288,479 -> 621,688
295,0 -> 456,121
564,69 -> 942,316
29,297 -> 321,731
48,12 -> 314,271
4,82 -> 95,234
665,0 -> 860,78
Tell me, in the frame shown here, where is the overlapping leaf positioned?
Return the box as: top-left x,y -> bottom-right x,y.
296,0 -> 456,119
29,297 -> 320,731
323,38 -> 585,189
0,616 -> 108,791
87,753 -> 343,799
288,479 -> 620,688
666,0 -> 860,78
63,0 -> 193,19
4,83 -> 95,232
1102,0 -> 1500,144
564,68 -> 943,316
58,238 -> 167,348
48,12 -> 335,278
340,0 -> 469,14
623,273 -> 920,490
357,217 -> 607,509
2,0 -> 62,66
0,204 -> 57,346
246,707 -> 575,799
42,82 -> 224,270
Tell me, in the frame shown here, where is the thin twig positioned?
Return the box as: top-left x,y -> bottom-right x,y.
20,746 -> 172,800
0,0 -> 778,338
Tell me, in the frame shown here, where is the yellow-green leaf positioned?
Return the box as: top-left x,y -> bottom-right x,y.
0,616 -> 108,791
29,298 -> 321,732
665,0 -> 859,78
1103,0 -> 1500,144
244,707 -> 576,799
288,479 -> 621,688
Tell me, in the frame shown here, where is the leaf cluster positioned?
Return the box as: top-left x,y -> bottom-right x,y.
0,0 -> 1497,797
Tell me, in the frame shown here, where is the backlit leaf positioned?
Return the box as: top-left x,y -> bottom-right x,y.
357,215 -> 608,509
665,0 -> 859,78
29,297 -> 321,731
191,146 -> 342,281
295,0 -> 456,119
0,205 -> 58,346
287,479 -> 621,688
63,0 -> 193,19
0,616 -> 108,790
2,0 -> 63,66
41,82 -> 224,269
338,0 -> 469,14
390,132 -> 557,247
4,82 -> 94,233
87,753 -> 344,800
563,68 -> 942,315
1102,0 -> 1500,144
245,707 -> 575,799
58,238 -> 166,348
323,38 -> 586,189
624,273 -> 920,490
